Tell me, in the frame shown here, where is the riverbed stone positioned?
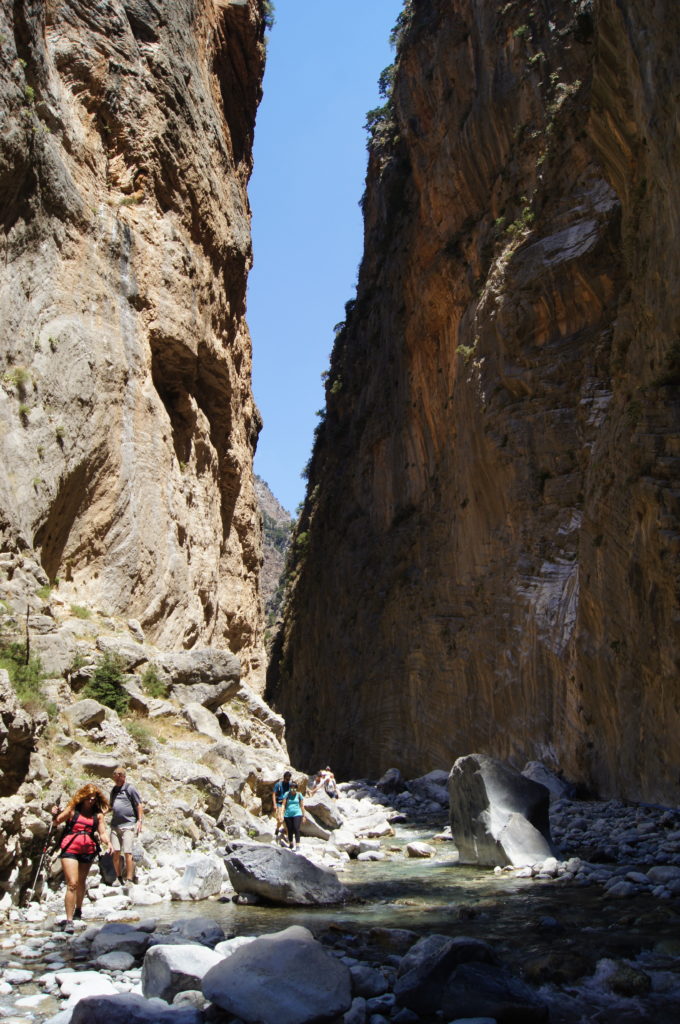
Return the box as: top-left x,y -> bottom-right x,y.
170,853 -> 224,901
141,943 -> 224,1001
89,923 -> 152,958
343,995 -> 367,1023
395,935 -> 497,1015
93,951 -> 136,971
440,963 -> 549,1022
406,842 -> 435,858
224,842 -> 349,905
304,791 -> 344,829
449,754 -> 556,867
350,965 -> 390,998
202,924 -> 352,1024
69,992 -> 203,1023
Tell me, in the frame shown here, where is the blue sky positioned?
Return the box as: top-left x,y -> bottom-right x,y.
247,0 -> 403,516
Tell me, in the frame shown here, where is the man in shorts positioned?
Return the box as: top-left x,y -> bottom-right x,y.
272,771 -> 291,841
110,765 -> 144,884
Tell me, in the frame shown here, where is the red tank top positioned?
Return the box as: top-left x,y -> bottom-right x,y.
60,811 -> 97,855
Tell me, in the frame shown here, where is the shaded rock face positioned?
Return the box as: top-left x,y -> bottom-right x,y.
270,0 -> 680,802
0,0 -> 266,681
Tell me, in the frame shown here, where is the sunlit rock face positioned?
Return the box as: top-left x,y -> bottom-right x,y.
0,0 -> 266,683
270,0 -> 680,802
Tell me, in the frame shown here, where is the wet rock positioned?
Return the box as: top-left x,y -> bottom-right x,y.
607,961 -> 652,997
449,754 -> 556,867
395,934 -> 497,1015
343,995 -> 368,1023
141,943 -> 224,1001
89,923 -> 152,958
523,951 -> 590,984
405,842 -> 435,858
440,963 -> 549,1022
224,842 -> 349,905
202,924 -> 352,1024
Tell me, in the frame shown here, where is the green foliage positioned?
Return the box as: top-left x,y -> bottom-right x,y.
82,653 -> 129,714
457,344 -> 476,365
24,84 -> 35,105
140,664 -> 167,699
4,366 -> 30,397
262,511 -> 292,555
0,637 -> 45,707
513,24 -> 530,38
70,604 -> 91,619
389,0 -> 414,49
127,719 -> 153,753
262,1 -> 275,31
36,584 -> 52,600
18,403 -> 30,422
68,650 -> 88,674
55,425 -> 65,443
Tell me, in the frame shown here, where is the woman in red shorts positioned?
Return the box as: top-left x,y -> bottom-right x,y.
52,783 -> 112,931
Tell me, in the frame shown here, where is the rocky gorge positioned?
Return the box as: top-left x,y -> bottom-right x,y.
1,0 -> 680,1023
269,0 -> 680,807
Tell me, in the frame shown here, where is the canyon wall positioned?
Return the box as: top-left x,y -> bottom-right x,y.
270,0 -> 680,803
0,0 -> 266,684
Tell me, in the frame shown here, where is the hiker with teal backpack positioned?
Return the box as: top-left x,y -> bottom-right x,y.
51,783 -> 112,931
109,766 -> 144,884
283,781 -> 306,851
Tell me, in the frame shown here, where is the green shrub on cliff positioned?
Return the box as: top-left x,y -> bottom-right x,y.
82,653 -> 129,714
0,637 -> 45,708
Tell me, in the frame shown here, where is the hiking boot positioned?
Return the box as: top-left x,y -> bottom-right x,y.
73,908 -> 82,920
63,920 -> 74,934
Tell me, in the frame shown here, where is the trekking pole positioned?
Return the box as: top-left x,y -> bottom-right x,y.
24,820 -> 55,906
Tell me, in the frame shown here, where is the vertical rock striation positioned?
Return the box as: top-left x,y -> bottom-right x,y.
270,0 -> 680,802
0,0 -> 266,682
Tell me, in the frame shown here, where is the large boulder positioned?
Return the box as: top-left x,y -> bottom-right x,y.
202,925 -> 352,1024
407,769 -> 450,807
152,649 -> 240,710
70,993 -> 202,1024
141,944 -> 224,1001
303,790 -> 343,829
224,843 -> 349,905
448,754 -> 556,867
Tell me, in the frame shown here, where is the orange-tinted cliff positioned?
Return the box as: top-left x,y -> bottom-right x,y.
269,0 -> 680,803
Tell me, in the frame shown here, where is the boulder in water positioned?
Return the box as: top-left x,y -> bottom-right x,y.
448,754 -> 556,867
224,842 -> 348,905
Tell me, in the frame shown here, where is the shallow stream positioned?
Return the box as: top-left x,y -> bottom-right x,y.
2,822 -> 680,1023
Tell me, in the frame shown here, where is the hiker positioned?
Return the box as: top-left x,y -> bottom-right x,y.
109,765 -> 144,884
272,770 -> 292,841
310,766 -> 338,799
283,781 -> 306,851
51,784 -> 111,931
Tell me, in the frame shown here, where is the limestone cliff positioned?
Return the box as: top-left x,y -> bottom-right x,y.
270,0 -> 680,804
0,0 -> 266,683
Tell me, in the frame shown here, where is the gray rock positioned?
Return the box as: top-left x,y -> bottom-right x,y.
394,935 -> 497,1015
449,754 -> 556,867
304,790 -> 344,829
647,865 -> 680,885
63,699 -> 107,730
183,703 -> 223,742
350,965 -> 389,999
225,843 -> 349,905
70,993 -> 203,1023
343,995 -> 367,1023
170,853 -> 224,900
407,770 -> 450,806
96,636 -> 152,669
441,963 -> 549,1022
153,649 -> 240,710
141,944 -> 224,1001
93,951 -> 135,971
522,761 -> 572,801
90,924 -> 152,959
202,924 -> 352,1024
375,768 -> 405,795
171,917 -> 226,947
